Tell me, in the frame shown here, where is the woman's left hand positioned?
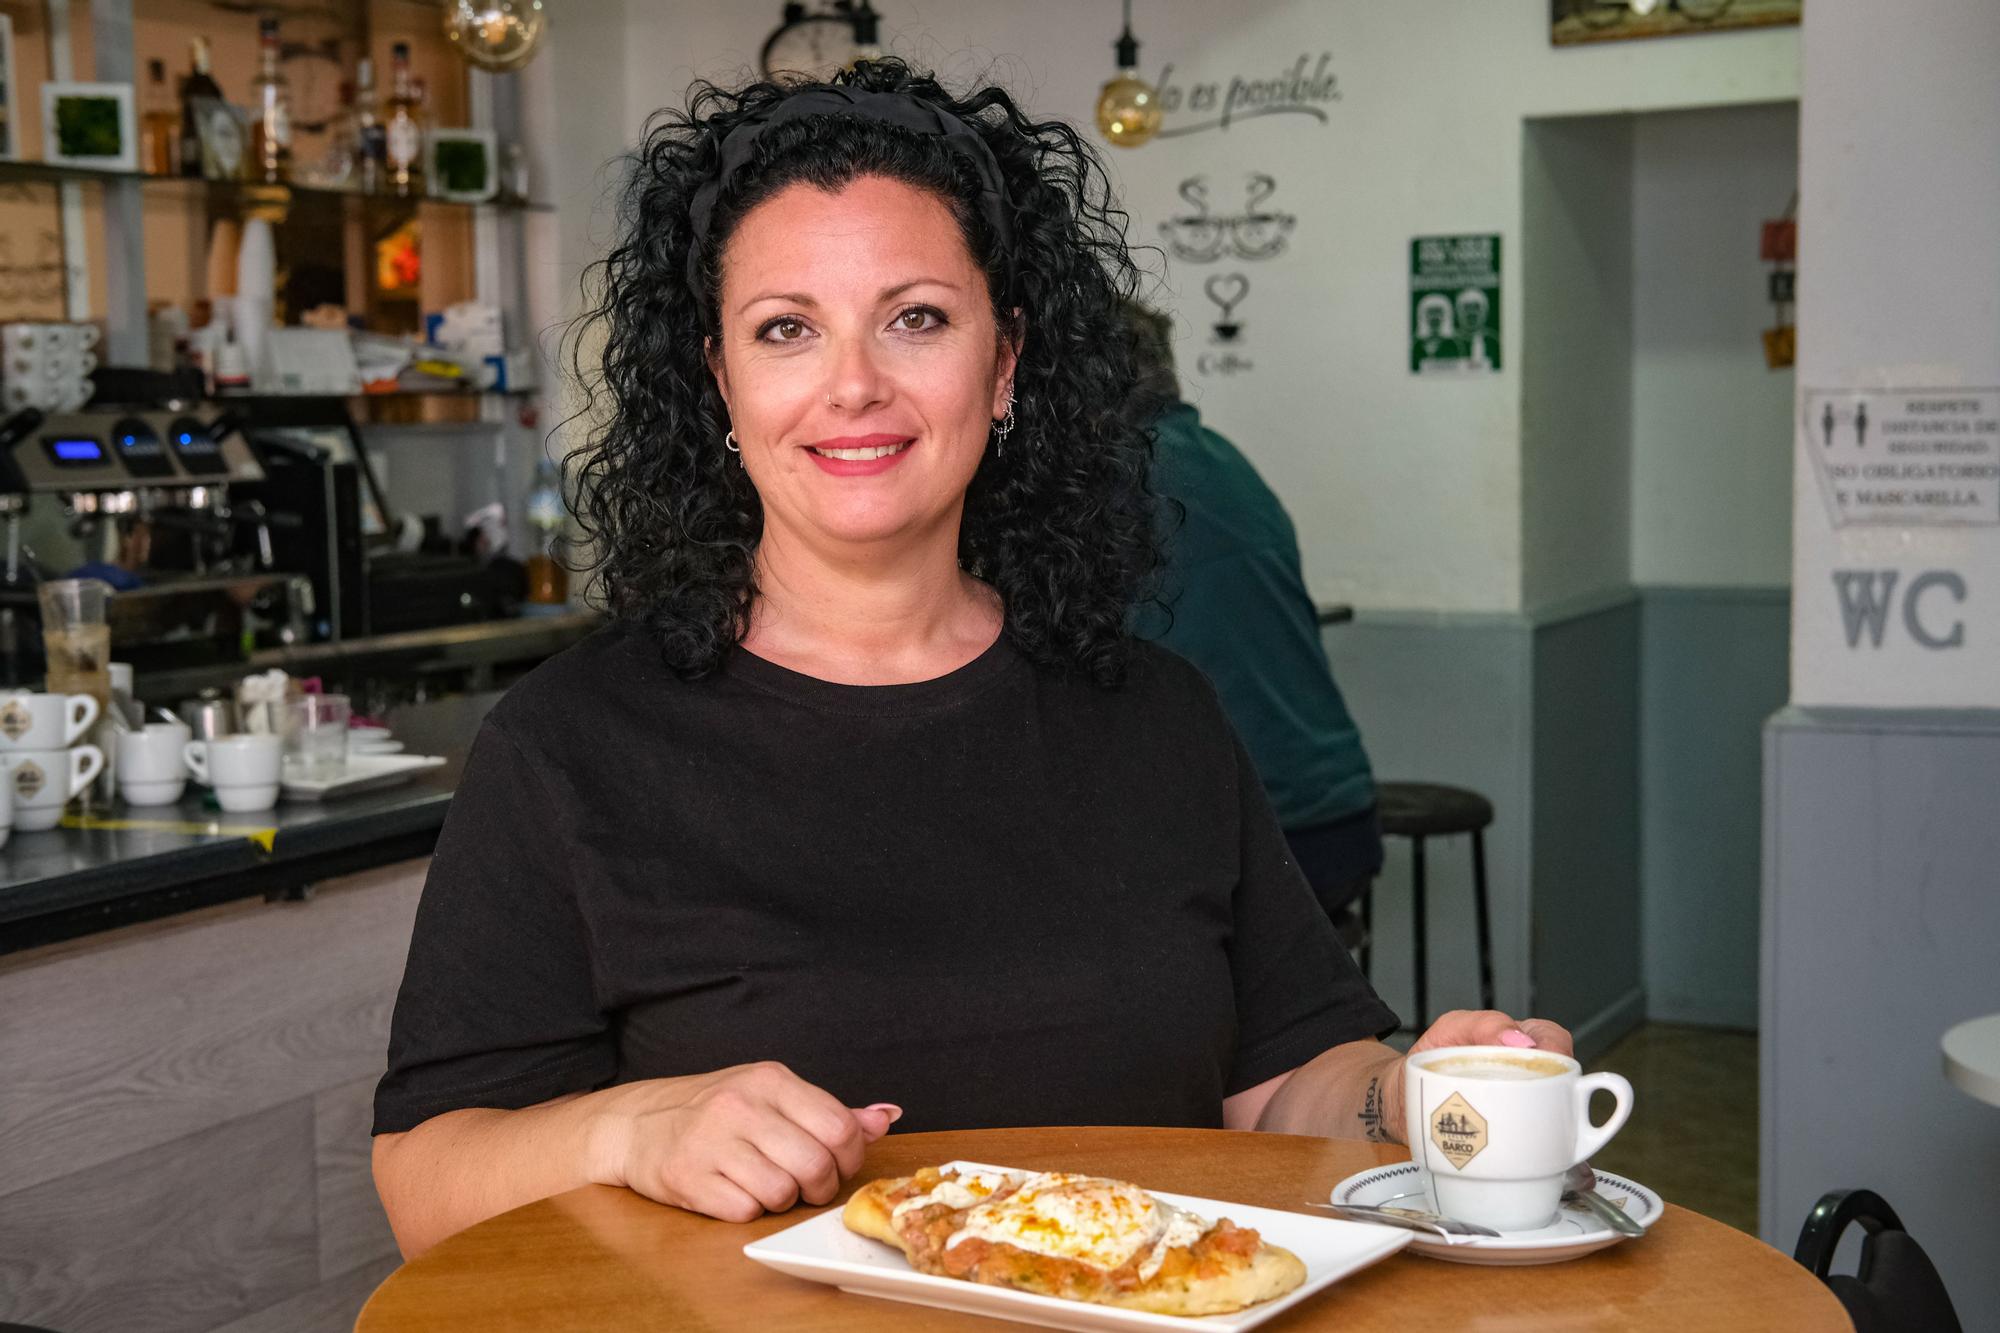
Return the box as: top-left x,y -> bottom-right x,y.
1408,1009 -> 1574,1058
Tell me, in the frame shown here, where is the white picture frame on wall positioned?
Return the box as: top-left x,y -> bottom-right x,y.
0,15 -> 19,162
42,81 -> 137,171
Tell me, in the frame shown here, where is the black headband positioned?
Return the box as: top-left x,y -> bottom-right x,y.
684,87 -> 1014,297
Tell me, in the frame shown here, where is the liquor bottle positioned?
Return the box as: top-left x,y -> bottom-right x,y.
523,457 -> 570,612
249,17 -> 292,183
384,43 -> 423,198
353,56 -> 387,194
140,59 -> 179,176
177,37 -> 223,178
411,76 -> 433,192
313,79 -> 357,188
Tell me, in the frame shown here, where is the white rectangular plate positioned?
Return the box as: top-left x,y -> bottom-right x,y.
742,1160 -> 1410,1331
279,752 -> 444,801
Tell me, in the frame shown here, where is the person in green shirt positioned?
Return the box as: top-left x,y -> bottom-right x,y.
1128,304 -> 1383,928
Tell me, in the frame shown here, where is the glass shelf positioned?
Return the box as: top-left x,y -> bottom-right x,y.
344,388 -> 540,426
0,159 -> 552,215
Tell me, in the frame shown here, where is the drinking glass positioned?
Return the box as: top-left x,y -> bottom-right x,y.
284,693 -> 350,779
38,578 -> 112,705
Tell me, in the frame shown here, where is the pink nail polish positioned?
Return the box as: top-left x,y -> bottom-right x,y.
1500,1029 -> 1534,1048
865,1102 -> 904,1122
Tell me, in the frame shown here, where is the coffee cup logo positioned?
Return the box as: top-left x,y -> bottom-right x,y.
1429,1092 -> 1489,1170
13,760 -> 45,800
0,700 -> 30,741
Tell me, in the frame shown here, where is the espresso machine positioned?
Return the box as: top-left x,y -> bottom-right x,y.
228,395 -> 518,642
0,403 -> 313,678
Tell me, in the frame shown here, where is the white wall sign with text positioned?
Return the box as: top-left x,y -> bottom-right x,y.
1802,388 -> 2000,529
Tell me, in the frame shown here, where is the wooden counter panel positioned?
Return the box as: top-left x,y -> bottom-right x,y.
0,1097 -> 320,1331
0,859 -> 425,1192
0,859 -> 427,1332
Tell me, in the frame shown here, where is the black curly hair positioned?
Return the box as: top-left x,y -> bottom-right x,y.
566,58 -> 1160,686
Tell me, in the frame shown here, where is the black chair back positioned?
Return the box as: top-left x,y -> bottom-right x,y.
1794,1188 -> 1963,1333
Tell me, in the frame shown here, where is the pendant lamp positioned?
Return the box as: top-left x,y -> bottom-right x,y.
443,0 -> 548,73
1094,0 -> 1162,148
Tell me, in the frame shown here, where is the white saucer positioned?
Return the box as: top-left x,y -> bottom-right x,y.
279,752 -> 444,800
1329,1162 -> 1662,1265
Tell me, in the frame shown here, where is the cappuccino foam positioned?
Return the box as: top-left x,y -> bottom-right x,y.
1425,1054 -> 1570,1080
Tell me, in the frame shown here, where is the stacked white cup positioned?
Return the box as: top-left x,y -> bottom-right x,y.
118,720 -> 195,806
183,734 -> 282,812
2,323 -> 101,413
0,690 -> 105,832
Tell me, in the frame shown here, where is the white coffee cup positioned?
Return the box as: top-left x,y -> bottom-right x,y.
3,745 -> 105,832
183,734 -> 281,812
1404,1046 -> 1635,1232
0,691 -> 100,750
45,349 -> 97,376
118,720 -> 193,807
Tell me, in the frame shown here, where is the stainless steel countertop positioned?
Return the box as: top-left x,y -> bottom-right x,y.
0,693 -> 503,954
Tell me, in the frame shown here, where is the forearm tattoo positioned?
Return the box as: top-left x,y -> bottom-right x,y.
1358,1075 -> 1393,1143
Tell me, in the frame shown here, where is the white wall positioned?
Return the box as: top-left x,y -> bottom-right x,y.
577,0 -> 1796,615
537,0 -> 634,431
1631,102 -> 1798,590
1520,115 -> 1634,611
1518,101 -> 1798,608
1789,0 -> 2000,707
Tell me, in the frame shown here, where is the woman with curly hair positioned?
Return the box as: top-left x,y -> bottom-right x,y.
370,58 -> 1568,1258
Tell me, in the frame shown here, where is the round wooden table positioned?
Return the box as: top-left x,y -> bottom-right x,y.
356,1127 -> 1847,1331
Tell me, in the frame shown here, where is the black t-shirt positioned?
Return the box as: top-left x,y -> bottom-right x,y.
372,623 -> 1396,1136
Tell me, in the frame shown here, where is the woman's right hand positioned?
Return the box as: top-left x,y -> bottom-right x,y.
591,1061 -> 901,1222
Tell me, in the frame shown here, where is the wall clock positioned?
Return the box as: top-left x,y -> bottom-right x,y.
761,2 -> 878,82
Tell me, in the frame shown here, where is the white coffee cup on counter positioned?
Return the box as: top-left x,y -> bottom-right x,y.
1404,1045 -> 1635,1233
0,691 -> 100,750
3,745 -> 105,832
183,734 -> 282,813
118,721 -> 194,807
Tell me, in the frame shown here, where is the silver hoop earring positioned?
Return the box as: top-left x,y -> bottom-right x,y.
724,430 -> 743,468
993,403 -> 1016,456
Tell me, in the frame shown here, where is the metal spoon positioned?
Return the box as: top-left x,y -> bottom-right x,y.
1563,1163 -> 1646,1237
1305,1201 -> 1501,1241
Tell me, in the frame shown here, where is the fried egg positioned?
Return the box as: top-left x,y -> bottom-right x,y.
890,1168 -> 1019,1222
944,1172 -> 1214,1275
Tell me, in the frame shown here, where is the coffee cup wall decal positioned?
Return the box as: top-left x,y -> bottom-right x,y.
1204,272 -> 1250,342
1232,173 -> 1295,260
1160,174 -> 1296,264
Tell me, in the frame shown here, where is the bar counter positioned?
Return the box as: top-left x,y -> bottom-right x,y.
0,691 -> 495,956
0,694 -> 515,1325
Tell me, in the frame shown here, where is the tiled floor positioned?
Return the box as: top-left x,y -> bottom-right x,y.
1586,1023 -> 1759,1235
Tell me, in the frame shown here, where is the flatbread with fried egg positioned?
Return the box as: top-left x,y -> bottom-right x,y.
842,1165 -> 1306,1316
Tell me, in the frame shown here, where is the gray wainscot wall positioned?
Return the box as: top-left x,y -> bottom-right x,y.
1762,706 -> 2000,1325
1325,583 -> 1787,1056
1644,586 -> 1790,1029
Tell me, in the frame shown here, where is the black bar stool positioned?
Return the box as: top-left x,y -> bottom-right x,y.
1361,781 -> 1496,1029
